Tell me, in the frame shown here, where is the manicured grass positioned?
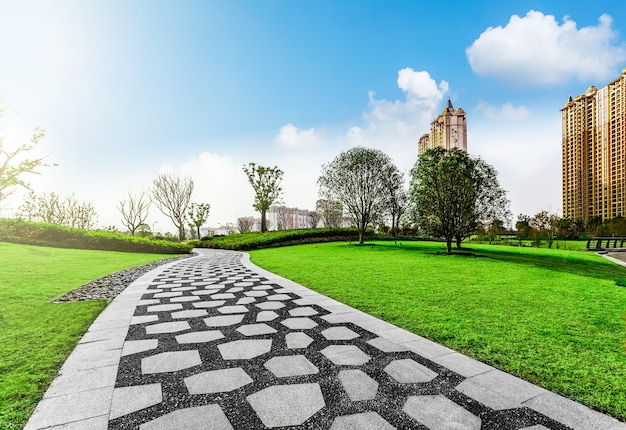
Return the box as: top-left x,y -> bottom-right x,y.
250,241 -> 626,420
0,242 -> 177,430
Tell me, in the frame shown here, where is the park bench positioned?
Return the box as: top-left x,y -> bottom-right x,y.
586,237 -> 626,251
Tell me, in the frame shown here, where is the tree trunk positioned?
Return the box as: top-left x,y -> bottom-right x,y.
196,225 -> 201,239
358,219 -> 365,245
455,235 -> 462,249
446,239 -> 452,254
178,224 -> 185,241
261,209 -> 267,233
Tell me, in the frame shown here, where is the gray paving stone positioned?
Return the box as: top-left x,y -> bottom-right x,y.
384,359 -> 438,383
192,300 -> 226,308
402,337 -> 456,359
147,303 -> 183,313
237,323 -> 278,336
46,365 -> 118,397
176,330 -> 224,344
236,297 -> 256,304
60,348 -> 120,373
321,345 -> 370,366
289,306 -> 319,317
247,383 -> 325,428
281,317 -> 318,330
245,290 -> 268,297
257,310 -> 279,322
145,321 -> 190,335
211,293 -> 236,299
253,285 -> 274,290
265,355 -> 319,377
170,286 -> 196,291
321,326 -> 359,340
330,411 -> 395,430
30,415 -> 109,430
80,327 -> 128,343
403,395 -> 481,429
139,404 -> 233,430
218,339 -> 272,360
153,291 -> 182,298
121,339 -> 159,356
225,287 -> 244,293
431,352 -> 493,378
137,299 -> 160,306
266,293 -> 291,301
130,315 -> 159,325
456,369 -> 546,410
366,337 -> 408,352
110,383 -> 162,419
234,281 -> 254,287
190,290 -> 216,296
171,309 -> 208,319
169,296 -> 200,302
141,350 -> 201,374
285,332 -> 314,349
204,314 -> 245,327
255,301 -> 286,310
338,369 -> 378,401
185,367 -> 253,394
519,426 -> 550,430
217,305 -> 249,314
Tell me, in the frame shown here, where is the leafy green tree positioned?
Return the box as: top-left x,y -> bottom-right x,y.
409,147 -> 509,253
152,173 -> 194,241
188,202 -> 211,239
243,163 -> 284,233
515,214 -> 532,246
318,146 -> 398,245
384,169 -> 407,237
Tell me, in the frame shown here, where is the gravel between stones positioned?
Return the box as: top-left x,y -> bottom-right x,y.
53,253 -> 196,303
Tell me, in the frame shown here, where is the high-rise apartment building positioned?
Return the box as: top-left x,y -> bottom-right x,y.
561,68 -> 626,221
418,99 -> 467,156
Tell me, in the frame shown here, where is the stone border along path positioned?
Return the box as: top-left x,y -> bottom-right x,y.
25,249 -> 626,430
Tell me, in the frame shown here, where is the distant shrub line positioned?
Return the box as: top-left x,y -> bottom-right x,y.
0,218 -> 192,254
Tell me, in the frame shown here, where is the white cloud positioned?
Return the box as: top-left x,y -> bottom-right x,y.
274,123 -> 322,149
466,11 -> 626,86
476,100 -> 531,121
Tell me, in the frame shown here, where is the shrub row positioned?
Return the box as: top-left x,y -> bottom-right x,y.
0,218 -> 192,254
190,228 -> 369,251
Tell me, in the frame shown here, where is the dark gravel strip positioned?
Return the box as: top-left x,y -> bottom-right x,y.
52,253 -> 197,303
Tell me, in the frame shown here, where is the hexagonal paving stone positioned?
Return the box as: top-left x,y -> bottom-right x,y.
141,350 -> 201,374
266,294 -> 291,301
139,404 -> 233,430
519,426 -> 551,430
147,303 -> 183,313
170,296 -> 201,303
285,332 -> 314,349
384,359 -> 438,383
281,317 -> 318,330
171,286 -> 196,292
110,383 -> 162,419
211,293 -> 236,300
403,395 -> 481,429
321,345 -> 370,366
153,291 -> 182,298
253,285 -> 274,290
257,311 -> 279,322
367,337 -> 408,352
217,305 -> 249,314
236,297 -> 256,305
255,301 -> 286,310
218,339 -> 272,360
122,339 -> 159,357
204,314 -> 245,327
288,306 -> 318,317
185,367 -> 253,394
176,330 -> 224,344
247,383 -> 325,428
225,287 -> 244,293
234,281 -> 254,287
193,300 -> 226,308
338,369 -> 378,401
145,321 -> 190,335
245,290 -> 268,297
321,326 -> 359,340
171,309 -> 208,319
237,323 -> 277,336
330,412 -> 394,430
264,355 -> 319,377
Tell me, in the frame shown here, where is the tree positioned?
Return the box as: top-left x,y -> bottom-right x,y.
237,216 -> 255,233
515,214 -> 532,246
384,169 -> 408,237
316,199 -> 343,228
0,105 -> 55,212
243,163 -> 284,233
188,202 -> 211,239
318,146 -> 398,245
307,210 -> 321,229
409,147 -> 509,253
152,173 -> 194,241
117,190 -> 151,236
274,205 -> 290,230
18,191 -> 98,229
532,210 -> 560,248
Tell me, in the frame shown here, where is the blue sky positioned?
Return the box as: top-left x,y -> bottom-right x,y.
1,0 -> 625,231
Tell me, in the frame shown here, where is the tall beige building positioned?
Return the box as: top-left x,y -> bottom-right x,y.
418,99 -> 467,155
561,68 -> 626,221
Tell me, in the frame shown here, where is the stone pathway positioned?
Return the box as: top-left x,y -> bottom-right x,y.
25,249 -> 626,430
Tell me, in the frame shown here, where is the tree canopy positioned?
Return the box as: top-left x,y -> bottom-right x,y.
188,202 -> 211,239
243,163 -> 283,233
318,146 -> 398,245
152,173 -> 194,241
409,147 -> 509,253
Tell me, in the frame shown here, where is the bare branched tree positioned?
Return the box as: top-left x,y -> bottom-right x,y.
152,173 -> 194,241
117,190 -> 151,236
237,216 -> 255,233
307,210 -> 321,229
18,191 -> 97,229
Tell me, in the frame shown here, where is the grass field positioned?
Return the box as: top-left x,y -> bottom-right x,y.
0,242 -> 177,430
249,241 -> 626,420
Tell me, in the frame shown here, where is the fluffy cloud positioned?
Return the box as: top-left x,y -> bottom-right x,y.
466,11 -> 626,85
274,123 -> 322,149
476,100 -> 530,121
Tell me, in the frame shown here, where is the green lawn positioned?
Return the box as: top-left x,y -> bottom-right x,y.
0,242 -> 177,430
249,241 -> 626,420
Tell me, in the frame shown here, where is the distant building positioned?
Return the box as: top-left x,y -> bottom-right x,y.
268,206 -> 312,230
561,68 -> 626,221
418,98 -> 467,156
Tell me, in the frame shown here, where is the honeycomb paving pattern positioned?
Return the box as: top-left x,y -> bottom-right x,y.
103,249 -> 582,430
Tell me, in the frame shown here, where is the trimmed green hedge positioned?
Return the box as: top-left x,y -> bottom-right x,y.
0,218 -> 192,254
190,228 -> 369,251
